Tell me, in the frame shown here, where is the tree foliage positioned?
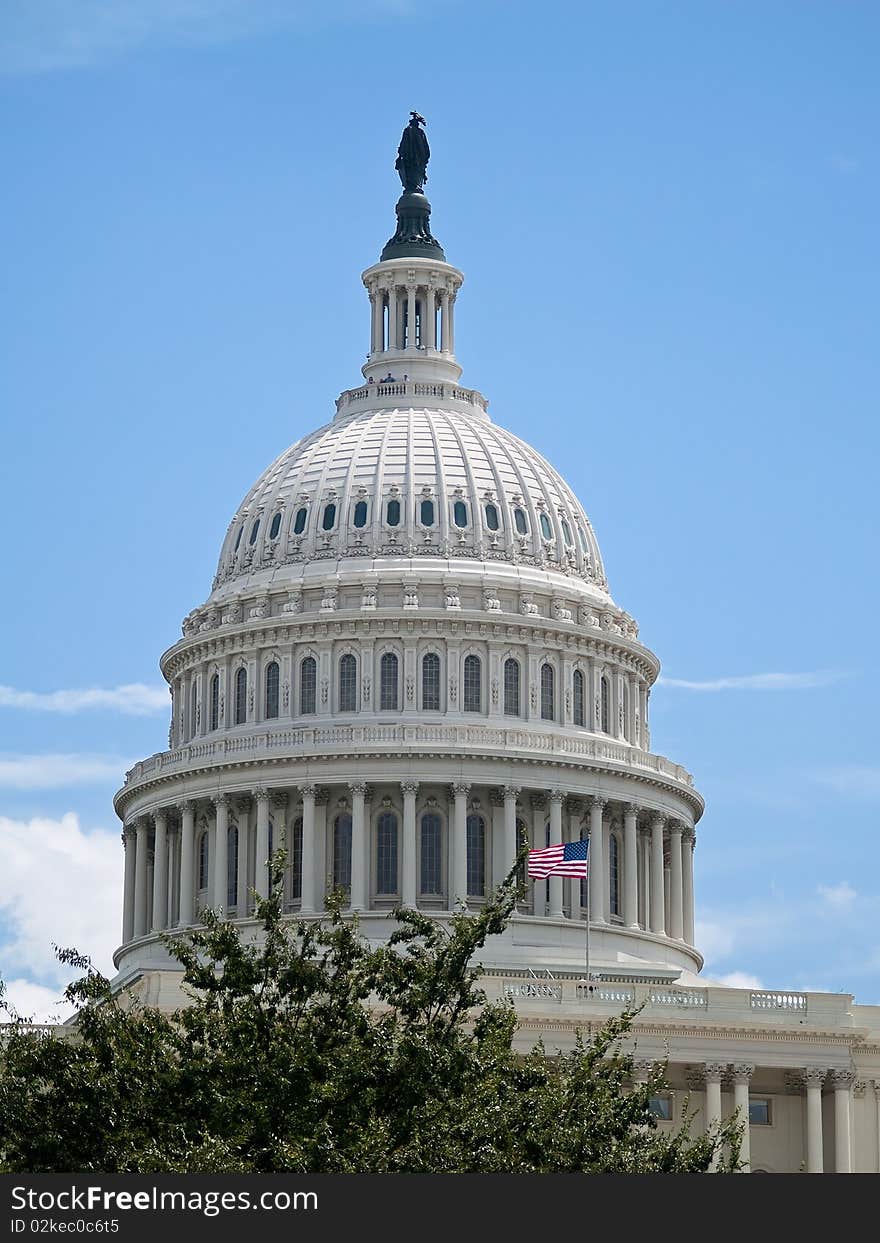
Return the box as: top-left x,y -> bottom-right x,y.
0,857 -> 740,1173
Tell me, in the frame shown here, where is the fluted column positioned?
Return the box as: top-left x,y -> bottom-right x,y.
682,828 -> 696,945
406,284 -> 416,350
503,785 -> 520,875
151,809 -> 168,931
388,285 -> 400,350
300,784 -> 317,914
401,780 -> 418,908
704,1063 -> 725,1171
423,286 -> 435,349
350,782 -> 367,911
548,791 -> 564,918
804,1067 -> 826,1172
732,1064 -> 754,1172
122,827 -> 136,944
668,819 -> 684,941
133,818 -> 149,939
452,782 -> 470,908
650,814 -> 666,935
371,287 -> 384,352
212,795 -> 228,910
623,804 -> 639,928
254,787 -> 270,901
588,796 -> 606,925
178,800 -> 195,926
833,1069 -> 854,1173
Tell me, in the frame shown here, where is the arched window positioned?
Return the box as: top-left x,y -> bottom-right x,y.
420,813 -> 443,895
573,668 -> 585,727
539,512 -> 553,540
293,507 -> 307,535
577,527 -> 588,553
463,654 -> 481,712
453,500 -> 468,528
290,816 -> 303,902
540,664 -> 555,721
422,652 -> 440,711
376,811 -> 398,896
600,675 -> 611,733
322,503 -> 336,531
466,813 -> 486,897
209,674 -> 219,731
561,518 -> 573,545
300,657 -> 317,715
484,503 -> 499,531
420,498 -> 435,526
227,825 -> 238,908
386,498 -> 401,527
265,661 -> 279,720
234,667 -> 247,725
269,512 -> 282,540
249,518 -> 260,545
621,679 -> 629,737
198,831 -> 209,891
190,682 -> 198,738
514,507 -> 528,535
609,832 -> 620,917
353,500 -> 368,528
339,653 -> 357,711
503,658 -> 520,716
380,652 -> 398,711
234,525 -> 244,553
333,813 -> 352,891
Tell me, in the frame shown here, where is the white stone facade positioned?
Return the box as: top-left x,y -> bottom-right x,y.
112,163 -> 880,1174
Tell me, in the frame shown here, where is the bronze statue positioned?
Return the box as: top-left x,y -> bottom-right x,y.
395,111 -> 430,193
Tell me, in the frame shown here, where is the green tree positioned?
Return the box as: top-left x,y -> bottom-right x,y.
0,857 -> 740,1173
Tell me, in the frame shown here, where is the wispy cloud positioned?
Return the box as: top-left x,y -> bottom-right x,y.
0,683 -> 167,715
818,881 -> 858,910
711,971 -> 764,991
0,0 -> 426,75
0,754 -> 132,790
658,671 -> 844,692
810,765 -> 880,801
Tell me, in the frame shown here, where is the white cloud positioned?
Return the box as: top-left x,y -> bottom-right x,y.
1,978 -> 75,1024
0,813 -> 120,986
0,683 -> 167,715
693,918 -> 735,961
711,971 -> 764,991
817,881 -> 858,910
658,671 -> 844,692
810,766 -> 880,801
0,754 -> 132,790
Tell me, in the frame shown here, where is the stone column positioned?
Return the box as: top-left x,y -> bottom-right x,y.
567,799 -> 584,918
530,793 -> 547,917
254,787 -> 270,901
682,828 -> 696,945
832,1069 -> 854,1173
804,1067 -> 826,1173
452,782 -> 470,908
122,827 -> 136,944
178,801 -> 195,926
388,285 -> 400,350
423,286 -> 435,349
446,289 -> 456,353
212,795 -> 228,910
371,286 -> 384,352
732,1064 -> 754,1172
350,782 -> 367,911
503,785 -> 520,882
548,791 -> 564,918
133,818 -> 150,939
588,796 -> 606,925
623,804 -> 639,929
668,819 -> 684,941
439,290 -> 448,352
406,284 -> 416,351
704,1063 -> 725,1171
401,780 -> 419,908
300,784 -> 317,914
650,814 -> 666,935
235,796 -> 250,914
151,809 -> 168,931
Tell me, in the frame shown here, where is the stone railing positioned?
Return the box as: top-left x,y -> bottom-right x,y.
121,723 -> 695,790
335,381 -> 489,415
749,991 -> 808,1012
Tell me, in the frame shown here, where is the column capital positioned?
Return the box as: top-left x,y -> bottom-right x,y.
831,1068 -> 856,1090
400,779 -> 420,797
650,813 -> 667,830
503,785 -> 521,800
589,795 -> 607,812
348,781 -> 368,797
704,1062 -> 727,1084
682,825 -> 696,844
549,789 -> 565,805
212,793 -> 229,809
624,803 -> 640,818
668,819 -> 684,836
152,807 -> 168,825
299,783 -> 317,800
731,1064 -> 755,1085
451,782 -> 471,798
179,799 -> 195,815
252,785 -> 270,804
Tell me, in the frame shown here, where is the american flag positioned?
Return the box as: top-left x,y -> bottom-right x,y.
527,839 -> 589,878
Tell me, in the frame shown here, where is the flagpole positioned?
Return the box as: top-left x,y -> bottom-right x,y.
585,845 -> 591,995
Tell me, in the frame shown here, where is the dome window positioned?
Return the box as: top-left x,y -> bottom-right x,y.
503,658 -> 520,717
234,667 -> 247,725
269,512 -> 282,541
573,669 -> 585,727
322,503 -> 337,531
353,500 -> 368,528
209,674 -> 220,732
561,519 -> 573,545
420,498 -> 435,526
249,518 -> 261,545
422,652 -> 441,710
463,654 -> 482,712
514,508 -> 528,535
234,525 -> 244,553
333,813 -> 352,891
484,503 -> 500,531
540,663 -> 555,721
293,507 -> 308,535
380,652 -> 399,710
265,661 -> 280,720
300,657 -> 317,715
386,499 -> 401,527
453,500 -> 468,528
539,513 -> 553,540
466,814 -> 486,897
377,811 -> 399,896
339,653 -> 358,712
420,813 -> 443,895
577,526 -> 588,553
600,675 -> 611,733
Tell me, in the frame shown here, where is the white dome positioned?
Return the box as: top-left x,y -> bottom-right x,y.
211,403 -> 608,599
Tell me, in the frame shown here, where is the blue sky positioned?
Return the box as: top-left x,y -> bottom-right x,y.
1,0 -> 878,1017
